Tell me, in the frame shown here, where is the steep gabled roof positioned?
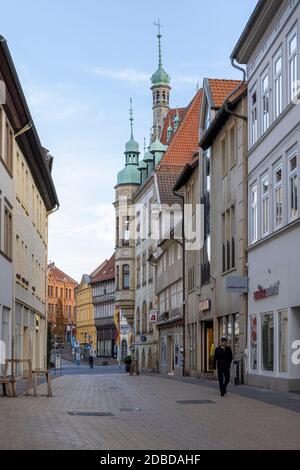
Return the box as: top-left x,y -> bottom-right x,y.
89,260 -> 107,278
208,79 -> 241,108
90,253 -> 115,284
157,88 -> 202,173
47,263 -> 78,285
200,82 -> 247,150
156,172 -> 183,205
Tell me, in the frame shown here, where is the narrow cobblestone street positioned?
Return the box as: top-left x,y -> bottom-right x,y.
1,368 -> 300,450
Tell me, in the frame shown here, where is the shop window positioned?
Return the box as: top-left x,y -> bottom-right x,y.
278,310 -> 288,373
250,315 -> 257,370
261,313 -> 274,371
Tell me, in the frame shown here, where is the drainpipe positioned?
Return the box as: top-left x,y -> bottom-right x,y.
173,188 -> 186,377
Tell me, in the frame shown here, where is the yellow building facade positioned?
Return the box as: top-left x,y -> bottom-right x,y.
75,275 -> 96,348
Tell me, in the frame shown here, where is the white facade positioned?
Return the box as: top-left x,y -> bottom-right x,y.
134,179 -> 159,372
234,0 -> 300,390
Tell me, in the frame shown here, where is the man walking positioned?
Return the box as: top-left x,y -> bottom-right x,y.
213,337 -> 233,396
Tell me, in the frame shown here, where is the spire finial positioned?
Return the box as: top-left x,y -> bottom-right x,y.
154,19 -> 163,68
129,97 -> 134,139
144,137 -> 146,156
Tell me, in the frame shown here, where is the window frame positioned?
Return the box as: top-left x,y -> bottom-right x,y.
287,27 -> 298,102
273,48 -> 283,119
261,69 -> 270,134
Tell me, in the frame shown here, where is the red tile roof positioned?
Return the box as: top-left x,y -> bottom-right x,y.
160,107 -> 186,145
47,263 -> 78,285
208,79 -> 241,108
157,88 -> 202,173
156,172 -> 183,205
90,253 -> 115,283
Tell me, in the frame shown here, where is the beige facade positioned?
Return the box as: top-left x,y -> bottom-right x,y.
202,87 -> 248,382
0,37 -> 58,376
14,140 -> 49,372
114,183 -> 138,328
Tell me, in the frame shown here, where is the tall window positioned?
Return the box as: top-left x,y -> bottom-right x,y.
0,108 -> 3,160
142,252 -> 146,286
261,313 -> 274,372
221,136 -> 227,176
274,51 -> 282,118
123,216 -> 130,246
250,316 -> 257,370
262,71 -> 269,133
229,124 -> 236,167
250,185 -> 258,243
278,310 -> 288,373
288,29 -> 298,102
251,91 -> 258,145
289,154 -> 298,220
274,165 -> 283,228
4,207 -> 12,259
222,206 -> 235,272
261,175 -> 269,236
136,256 -> 140,288
122,264 -> 130,289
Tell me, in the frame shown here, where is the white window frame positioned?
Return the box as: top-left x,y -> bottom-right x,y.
261,70 -> 270,133
274,164 -> 283,230
288,152 -> 298,221
261,174 -> 269,237
250,184 -> 258,244
251,90 -> 258,146
273,49 -> 283,119
287,28 -> 298,102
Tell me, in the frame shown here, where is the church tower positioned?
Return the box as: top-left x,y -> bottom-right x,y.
151,20 -> 171,140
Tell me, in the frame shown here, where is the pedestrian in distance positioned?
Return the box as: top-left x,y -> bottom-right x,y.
212,336 -> 233,397
75,351 -> 80,366
88,354 -> 94,369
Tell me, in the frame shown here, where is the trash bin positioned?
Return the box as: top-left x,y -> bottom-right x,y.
233,360 -> 240,385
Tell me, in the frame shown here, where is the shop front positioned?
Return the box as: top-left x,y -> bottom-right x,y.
96,323 -> 117,358
248,229 -> 300,392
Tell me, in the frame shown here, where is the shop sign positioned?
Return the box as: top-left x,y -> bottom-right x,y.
226,276 -> 248,293
253,281 -> 280,300
149,310 -> 158,323
199,299 -> 211,312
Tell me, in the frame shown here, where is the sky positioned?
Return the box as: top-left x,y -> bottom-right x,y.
0,0 -> 257,282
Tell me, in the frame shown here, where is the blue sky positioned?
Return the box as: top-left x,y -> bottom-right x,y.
1,0 -> 257,281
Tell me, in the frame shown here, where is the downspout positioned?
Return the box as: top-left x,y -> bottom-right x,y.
173,188 -> 186,377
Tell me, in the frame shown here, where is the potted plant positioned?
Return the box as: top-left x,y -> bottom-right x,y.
124,355 -> 132,373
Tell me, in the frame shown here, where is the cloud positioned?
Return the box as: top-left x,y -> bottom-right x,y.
93,66 -> 149,83
25,85 -> 86,123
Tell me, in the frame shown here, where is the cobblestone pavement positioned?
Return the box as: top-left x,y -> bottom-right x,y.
1,373 -> 300,450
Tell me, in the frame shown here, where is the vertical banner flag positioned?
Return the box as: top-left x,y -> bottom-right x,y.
114,307 -> 120,346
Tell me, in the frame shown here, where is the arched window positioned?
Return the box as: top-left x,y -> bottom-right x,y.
116,265 -> 119,290
122,264 -> 130,289
156,91 -> 160,103
136,307 -> 140,335
162,91 -> 166,103
149,302 -> 153,333
142,301 -> 147,333
121,339 -> 127,360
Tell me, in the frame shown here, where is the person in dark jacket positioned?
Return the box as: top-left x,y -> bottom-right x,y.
213,337 -> 233,396
88,354 -> 94,369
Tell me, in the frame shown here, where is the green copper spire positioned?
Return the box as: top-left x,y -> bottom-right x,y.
151,19 -> 170,86
117,99 -> 141,186
125,97 -> 139,153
